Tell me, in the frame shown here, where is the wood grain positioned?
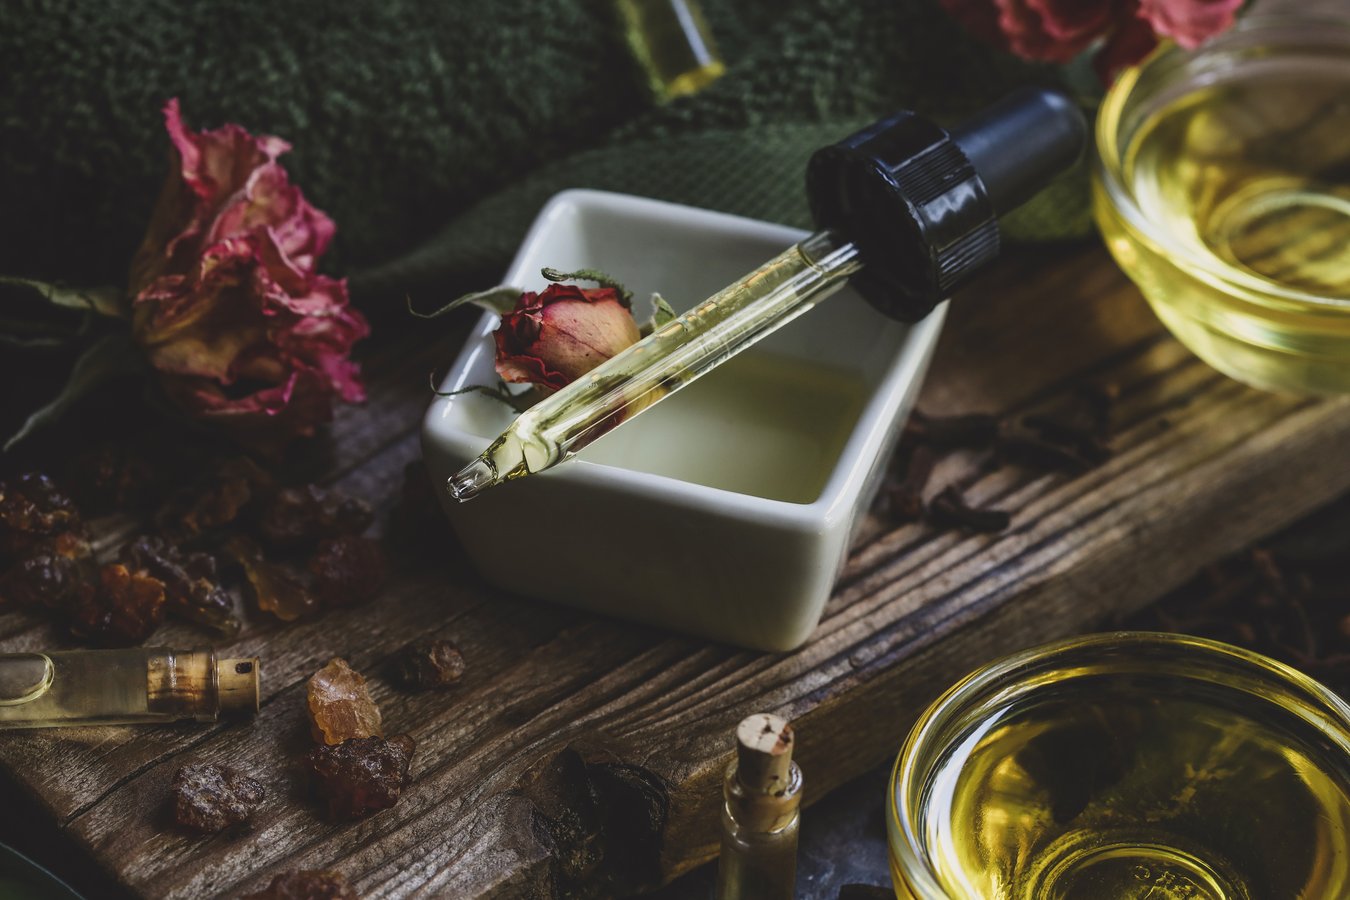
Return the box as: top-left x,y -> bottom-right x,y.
2,245 -> 1348,898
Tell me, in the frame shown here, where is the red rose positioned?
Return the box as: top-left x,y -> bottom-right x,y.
129,99 -> 367,450
941,0 -> 1241,81
493,284 -> 641,393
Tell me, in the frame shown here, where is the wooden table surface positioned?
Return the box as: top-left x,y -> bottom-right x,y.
2,242 -> 1349,898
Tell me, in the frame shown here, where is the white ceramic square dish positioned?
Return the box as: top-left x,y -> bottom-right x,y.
421,189 -> 944,651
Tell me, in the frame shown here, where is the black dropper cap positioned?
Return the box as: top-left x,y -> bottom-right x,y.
806,87 -> 1087,322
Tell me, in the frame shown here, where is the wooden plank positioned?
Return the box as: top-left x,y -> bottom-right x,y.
2,245 -> 1348,897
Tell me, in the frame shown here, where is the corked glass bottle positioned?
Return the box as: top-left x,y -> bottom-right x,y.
715,713 -> 804,900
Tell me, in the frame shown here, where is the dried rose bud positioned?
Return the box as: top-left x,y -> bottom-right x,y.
396,640 -> 465,691
172,762 -> 266,833
243,871 -> 357,900
494,284 -> 640,393
308,537 -> 385,608
306,734 -> 415,821
69,563 -> 167,646
257,485 -> 374,551
307,657 -> 382,745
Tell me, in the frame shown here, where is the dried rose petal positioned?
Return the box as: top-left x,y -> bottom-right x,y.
229,537 -> 318,622
172,762 -> 266,833
242,871 -> 357,900
307,657 -> 382,745
306,734 -> 415,821
308,537 -> 385,608
122,535 -> 240,637
69,563 -> 167,646
257,485 -> 373,551
396,640 -> 465,691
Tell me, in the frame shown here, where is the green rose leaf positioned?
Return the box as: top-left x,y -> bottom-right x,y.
408,285 -> 523,319
4,332 -> 148,451
540,267 -> 634,307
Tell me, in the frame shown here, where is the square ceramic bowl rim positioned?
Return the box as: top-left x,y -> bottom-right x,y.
428,188 -> 945,532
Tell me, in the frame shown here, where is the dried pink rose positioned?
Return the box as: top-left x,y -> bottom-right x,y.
128,99 -> 367,450
940,0 -> 1241,82
1137,0 -> 1241,49
494,284 -> 641,393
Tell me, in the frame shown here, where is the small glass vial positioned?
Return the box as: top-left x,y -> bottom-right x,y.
715,713 -> 803,900
0,647 -> 259,729
615,0 -> 724,102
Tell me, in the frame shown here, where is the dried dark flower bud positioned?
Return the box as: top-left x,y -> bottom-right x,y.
121,536 -> 240,637
308,537 -> 385,608
242,870 -> 358,900
69,563 -> 167,646
172,762 -> 266,833
257,485 -> 373,551
396,640 -> 465,691
306,734 -> 416,821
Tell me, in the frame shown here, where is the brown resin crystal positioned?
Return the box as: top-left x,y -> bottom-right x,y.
0,473 -> 86,562
122,535 -> 240,637
396,639 -> 465,691
229,537 -> 318,622
308,537 -> 385,608
172,762 -> 266,833
162,457 -> 273,539
307,657 -> 383,745
257,485 -> 373,551
243,870 -> 358,900
69,563 -> 166,646
306,734 -> 416,821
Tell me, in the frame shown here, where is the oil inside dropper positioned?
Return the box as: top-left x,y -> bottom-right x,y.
447,231 -> 863,500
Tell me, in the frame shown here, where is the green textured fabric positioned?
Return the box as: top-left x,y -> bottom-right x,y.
0,0 -> 1091,304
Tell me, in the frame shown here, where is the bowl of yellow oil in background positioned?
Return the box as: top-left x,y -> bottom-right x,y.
887,632 -> 1350,900
1094,16 -> 1350,394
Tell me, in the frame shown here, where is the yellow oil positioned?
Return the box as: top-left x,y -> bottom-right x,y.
1096,57 -> 1350,393
1126,81 -> 1350,297
581,351 -> 867,502
900,687 -> 1350,899
615,0 -> 724,101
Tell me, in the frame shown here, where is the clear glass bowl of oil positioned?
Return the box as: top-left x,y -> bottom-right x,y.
1094,17 -> 1350,394
888,632 -> 1350,899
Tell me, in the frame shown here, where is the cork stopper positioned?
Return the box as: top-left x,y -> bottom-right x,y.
735,713 -> 795,794
216,657 -> 260,715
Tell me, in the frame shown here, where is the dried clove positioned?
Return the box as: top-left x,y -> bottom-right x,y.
928,487 -> 1011,533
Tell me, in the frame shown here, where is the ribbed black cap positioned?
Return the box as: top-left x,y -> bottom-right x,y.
806,87 -> 1087,322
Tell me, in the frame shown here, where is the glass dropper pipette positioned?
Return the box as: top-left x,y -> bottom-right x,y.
448,88 -> 1087,501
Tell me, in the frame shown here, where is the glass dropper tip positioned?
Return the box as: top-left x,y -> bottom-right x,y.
447,457 -> 497,503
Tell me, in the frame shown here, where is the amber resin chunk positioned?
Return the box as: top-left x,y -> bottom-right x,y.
257,485 -> 374,551
396,639 -> 465,691
172,762 -> 266,833
229,536 -> 318,622
307,657 -> 383,745
306,734 -> 416,821
122,535 -> 240,637
308,536 -> 385,608
69,563 -> 166,646
242,870 -> 357,900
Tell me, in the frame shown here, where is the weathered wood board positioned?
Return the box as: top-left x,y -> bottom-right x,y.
2,244 -> 1349,898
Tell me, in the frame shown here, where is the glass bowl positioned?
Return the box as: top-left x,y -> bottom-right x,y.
888,632 -> 1350,899
1093,17 -> 1350,394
